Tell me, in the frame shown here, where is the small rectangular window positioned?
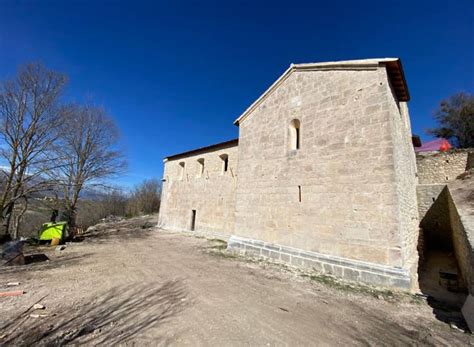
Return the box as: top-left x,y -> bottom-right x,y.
179,162 -> 185,180
220,154 -> 229,174
298,185 -> 302,202
197,158 -> 204,177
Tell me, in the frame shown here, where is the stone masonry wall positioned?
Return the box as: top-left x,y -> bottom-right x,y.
416,180 -> 474,294
234,65 -> 416,284
158,144 -> 238,238
228,235 -> 411,289
385,79 -> 420,288
416,150 -> 473,184
448,179 -> 474,294
417,184 -> 446,220
447,190 -> 473,292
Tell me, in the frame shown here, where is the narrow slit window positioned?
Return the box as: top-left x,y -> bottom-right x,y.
179,161 -> 185,180
298,185 -> 302,202
289,119 -> 301,150
197,158 -> 205,177
296,127 -> 300,150
220,154 -> 229,174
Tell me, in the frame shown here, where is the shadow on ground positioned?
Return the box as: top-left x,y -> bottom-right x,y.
1,280 -> 188,345
0,253 -> 92,275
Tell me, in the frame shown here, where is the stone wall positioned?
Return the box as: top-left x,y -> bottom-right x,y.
447,191 -> 472,292
233,65 -> 418,287
416,180 -> 474,294
417,185 -> 452,248
158,143 -> 238,238
386,83 -> 419,287
416,184 -> 446,221
448,179 -> 474,294
416,150 -> 473,184
228,236 -> 411,288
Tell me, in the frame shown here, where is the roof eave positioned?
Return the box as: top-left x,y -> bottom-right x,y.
382,59 -> 410,102
165,138 -> 239,161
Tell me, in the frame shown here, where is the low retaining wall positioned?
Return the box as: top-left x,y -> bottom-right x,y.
448,181 -> 474,295
416,149 -> 473,184
227,235 -> 411,289
448,193 -> 473,293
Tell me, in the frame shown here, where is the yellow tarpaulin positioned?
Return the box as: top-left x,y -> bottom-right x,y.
38,222 -> 67,241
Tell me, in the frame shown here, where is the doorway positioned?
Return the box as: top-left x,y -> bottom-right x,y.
191,210 -> 196,231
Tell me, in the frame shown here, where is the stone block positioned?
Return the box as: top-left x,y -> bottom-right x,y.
291,256 -> 305,267
461,295 -> 474,332
323,263 -> 334,275
245,245 -> 261,256
360,271 -> 391,287
280,253 -> 291,263
343,267 -> 361,282
268,251 -> 280,261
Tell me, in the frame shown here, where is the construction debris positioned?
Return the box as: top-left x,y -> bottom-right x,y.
1,241 -> 25,266
30,313 -> 48,318
0,290 -> 25,297
100,215 -> 124,224
6,282 -> 20,286
55,245 -> 66,253
33,303 -> 45,310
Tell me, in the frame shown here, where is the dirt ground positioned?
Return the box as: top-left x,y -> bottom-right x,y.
0,216 -> 472,346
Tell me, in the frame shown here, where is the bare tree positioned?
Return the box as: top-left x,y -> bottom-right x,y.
100,187 -> 128,217
127,178 -> 161,216
427,92 -> 474,148
53,103 -> 125,229
0,63 -> 67,238
101,187 -> 128,217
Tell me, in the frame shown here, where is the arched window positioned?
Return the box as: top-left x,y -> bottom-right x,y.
220,154 -> 229,174
179,161 -> 185,180
197,158 -> 204,177
289,119 -> 301,150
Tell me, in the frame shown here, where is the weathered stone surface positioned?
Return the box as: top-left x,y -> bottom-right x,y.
461,294 -> 474,332
233,63 -> 418,286
416,150 -> 473,184
158,143 -> 238,238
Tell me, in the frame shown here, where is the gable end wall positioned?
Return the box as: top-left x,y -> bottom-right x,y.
234,66 -> 417,274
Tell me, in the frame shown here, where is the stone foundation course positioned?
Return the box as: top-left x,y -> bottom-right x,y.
227,235 -> 412,289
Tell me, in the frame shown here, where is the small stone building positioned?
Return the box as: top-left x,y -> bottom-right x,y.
158,58 -> 420,290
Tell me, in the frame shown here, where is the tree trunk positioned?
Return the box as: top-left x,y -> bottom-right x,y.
11,198 -> 28,240
3,202 -> 15,238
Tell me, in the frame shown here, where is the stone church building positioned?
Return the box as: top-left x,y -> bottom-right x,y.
158,58 -> 420,290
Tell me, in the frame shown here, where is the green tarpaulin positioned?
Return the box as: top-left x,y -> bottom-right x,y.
38,222 -> 67,241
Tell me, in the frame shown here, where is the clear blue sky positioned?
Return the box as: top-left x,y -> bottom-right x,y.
1,0 -> 472,187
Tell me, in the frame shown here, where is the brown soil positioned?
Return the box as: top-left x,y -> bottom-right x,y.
0,215 -> 472,345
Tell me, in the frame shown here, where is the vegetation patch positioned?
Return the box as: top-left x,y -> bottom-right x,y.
207,239 -> 228,250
